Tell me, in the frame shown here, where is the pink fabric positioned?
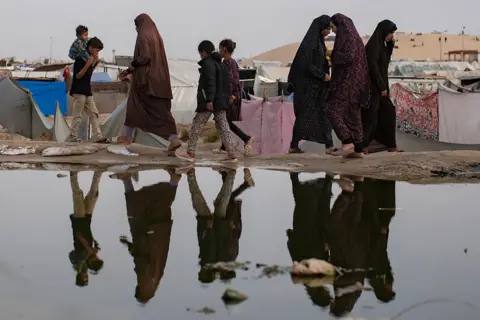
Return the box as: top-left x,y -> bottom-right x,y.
233,99 -> 297,154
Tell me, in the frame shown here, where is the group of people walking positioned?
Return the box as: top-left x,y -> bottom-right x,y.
288,14 -> 400,158
68,12 -> 399,161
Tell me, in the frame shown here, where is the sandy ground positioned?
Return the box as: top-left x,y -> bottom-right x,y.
1,139 -> 480,184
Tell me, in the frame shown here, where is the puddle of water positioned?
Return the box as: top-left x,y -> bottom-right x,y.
0,168 -> 478,319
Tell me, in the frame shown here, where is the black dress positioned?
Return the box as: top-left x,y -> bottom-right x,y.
288,15 -> 334,149
363,20 -> 398,148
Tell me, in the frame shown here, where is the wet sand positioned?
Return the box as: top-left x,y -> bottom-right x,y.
0,139 -> 480,183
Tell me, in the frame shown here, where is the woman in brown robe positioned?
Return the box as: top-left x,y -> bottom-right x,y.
119,13 -> 182,152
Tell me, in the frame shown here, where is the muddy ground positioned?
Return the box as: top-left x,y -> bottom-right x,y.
1,139 -> 480,184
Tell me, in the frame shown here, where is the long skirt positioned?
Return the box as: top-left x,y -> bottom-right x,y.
362,91 -> 397,148
326,97 -> 363,146
291,86 -> 333,146
374,96 -> 397,148
125,88 -> 177,139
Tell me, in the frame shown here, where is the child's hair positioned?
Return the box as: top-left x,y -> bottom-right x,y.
219,39 -> 237,54
198,40 -> 222,63
87,37 -> 104,50
76,25 -> 88,36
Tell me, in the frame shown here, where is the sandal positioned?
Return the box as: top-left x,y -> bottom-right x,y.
244,168 -> 255,187
212,148 -> 227,154
388,147 -> 404,152
175,150 -> 195,162
344,152 -> 364,159
326,147 -> 341,156
289,147 -> 304,154
168,138 -> 182,152
244,137 -> 255,156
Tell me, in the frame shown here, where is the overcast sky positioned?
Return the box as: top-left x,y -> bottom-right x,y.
2,0 -> 479,62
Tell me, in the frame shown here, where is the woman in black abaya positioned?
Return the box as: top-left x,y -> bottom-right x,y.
363,20 -> 401,152
287,15 -> 339,155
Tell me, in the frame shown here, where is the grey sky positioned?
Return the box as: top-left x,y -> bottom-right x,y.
2,0 -> 478,61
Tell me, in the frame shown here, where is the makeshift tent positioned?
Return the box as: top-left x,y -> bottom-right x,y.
233,97 -> 296,154
0,76 -> 167,147
91,72 -> 113,82
0,77 -> 54,139
438,83 -> 480,144
168,59 -> 199,123
391,79 -> 480,144
101,99 -> 168,148
17,80 -> 67,115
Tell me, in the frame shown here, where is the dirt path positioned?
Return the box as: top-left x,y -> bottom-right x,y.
1,140 -> 480,184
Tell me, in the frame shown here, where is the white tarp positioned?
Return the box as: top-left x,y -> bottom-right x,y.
101,99 -> 168,148
168,59 -> 199,123
438,85 -> 480,144
253,65 -> 290,97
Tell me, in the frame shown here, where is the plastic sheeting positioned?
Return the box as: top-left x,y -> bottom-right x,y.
101,99 -> 168,148
17,80 -> 67,115
0,76 -> 167,147
91,72 -> 113,82
438,86 -> 480,144
0,77 -> 53,138
233,99 -> 295,154
253,65 -> 290,97
390,61 -> 477,77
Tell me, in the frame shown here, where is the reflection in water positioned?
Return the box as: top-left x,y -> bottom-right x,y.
186,168 -> 255,283
287,173 -> 334,308
288,174 -> 397,318
113,169 -> 180,304
328,176 -> 369,317
68,171 -> 104,287
365,179 -> 396,304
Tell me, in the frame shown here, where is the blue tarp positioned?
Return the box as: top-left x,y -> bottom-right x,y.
17,81 -> 67,116
92,72 -> 112,82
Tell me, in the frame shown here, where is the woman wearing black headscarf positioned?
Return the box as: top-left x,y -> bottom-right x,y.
362,20 -> 400,152
287,15 -> 339,155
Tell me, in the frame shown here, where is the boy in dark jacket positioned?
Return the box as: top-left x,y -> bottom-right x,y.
175,40 -> 237,162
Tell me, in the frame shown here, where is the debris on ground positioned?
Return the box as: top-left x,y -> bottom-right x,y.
0,162 -> 36,170
42,145 -> 102,157
56,173 -> 67,178
204,261 -> 250,272
186,307 -> 216,314
107,145 -> 138,156
221,288 -> 248,304
0,145 -> 36,156
290,275 -> 334,287
258,265 -> 290,278
291,259 -> 337,277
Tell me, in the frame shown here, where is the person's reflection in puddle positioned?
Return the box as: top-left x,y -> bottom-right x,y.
327,175 -> 369,318
287,172 -> 334,308
112,169 -> 180,304
182,167 -> 254,284
68,171 -> 104,287
365,179 -> 396,303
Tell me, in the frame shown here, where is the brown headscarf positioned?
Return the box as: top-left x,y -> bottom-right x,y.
132,13 -> 173,99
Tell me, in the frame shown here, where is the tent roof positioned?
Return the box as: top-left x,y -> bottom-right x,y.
91,72 -> 113,82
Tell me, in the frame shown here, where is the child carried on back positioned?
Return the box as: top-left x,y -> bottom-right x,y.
69,25 -> 89,61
